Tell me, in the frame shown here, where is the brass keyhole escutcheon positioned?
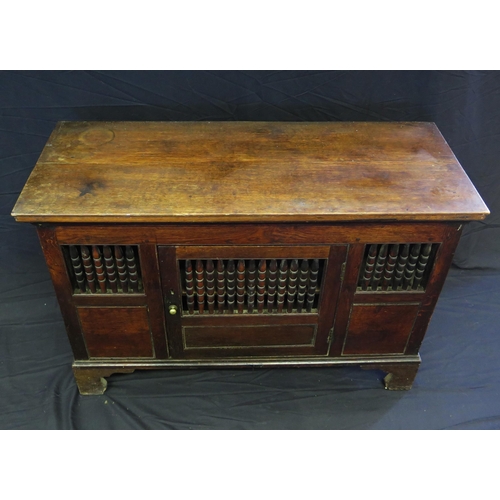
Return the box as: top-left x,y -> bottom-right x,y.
168,305 -> 178,315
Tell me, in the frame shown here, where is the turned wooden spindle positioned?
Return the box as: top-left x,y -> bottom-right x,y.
80,247 -> 95,294
393,244 -> 409,290
114,245 -> 128,293
126,246 -> 139,293
371,244 -> 388,291
92,245 -> 107,293
296,260 -> 309,313
103,246 -> 118,293
236,260 -> 245,314
185,260 -> 195,314
206,259 -> 215,314
195,260 -> 205,314
306,259 -> 319,312
412,243 -> 432,290
403,244 -> 421,290
361,244 -> 378,290
246,260 -> 256,313
257,259 -> 266,314
216,260 -> 225,314
69,245 -> 86,293
267,259 -> 278,313
287,259 -> 299,313
277,259 -> 288,313
226,260 -> 236,313
382,244 -> 399,290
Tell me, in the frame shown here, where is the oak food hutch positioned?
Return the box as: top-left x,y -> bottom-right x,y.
12,121 -> 489,394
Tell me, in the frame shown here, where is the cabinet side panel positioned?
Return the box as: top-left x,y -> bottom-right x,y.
37,226 -> 89,360
405,224 -> 463,354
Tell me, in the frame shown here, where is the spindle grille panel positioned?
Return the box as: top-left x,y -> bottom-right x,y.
62,245 -> 143,294
357,243 -> 438,292
179,258 -> 325,315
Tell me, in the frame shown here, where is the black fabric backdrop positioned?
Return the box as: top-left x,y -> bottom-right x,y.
1,70 -> 499,429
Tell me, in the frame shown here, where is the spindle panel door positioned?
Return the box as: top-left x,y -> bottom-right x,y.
159,245 -> 348,358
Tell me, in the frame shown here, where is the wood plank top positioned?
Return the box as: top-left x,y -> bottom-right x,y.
12,121 -> 489,223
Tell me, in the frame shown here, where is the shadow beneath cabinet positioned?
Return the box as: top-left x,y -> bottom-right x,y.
69,365 -> 411,429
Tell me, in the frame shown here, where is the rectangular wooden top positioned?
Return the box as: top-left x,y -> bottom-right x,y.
12,121 -> 489,223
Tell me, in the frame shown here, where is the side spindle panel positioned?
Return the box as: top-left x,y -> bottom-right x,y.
357,242 -> 438,292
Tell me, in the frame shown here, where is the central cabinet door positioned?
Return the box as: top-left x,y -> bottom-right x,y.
159,245 -> 347,358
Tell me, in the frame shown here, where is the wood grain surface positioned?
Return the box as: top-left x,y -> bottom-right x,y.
12,121 -> 489,223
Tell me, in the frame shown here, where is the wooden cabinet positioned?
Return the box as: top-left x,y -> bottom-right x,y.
12,121 -> 489,394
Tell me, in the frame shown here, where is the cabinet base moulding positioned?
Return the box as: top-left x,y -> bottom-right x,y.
72,355 -> 421,395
